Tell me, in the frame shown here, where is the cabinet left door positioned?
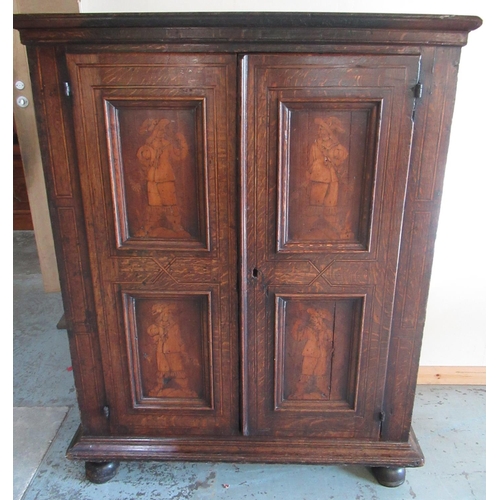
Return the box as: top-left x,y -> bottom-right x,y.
65,52 -> 239,437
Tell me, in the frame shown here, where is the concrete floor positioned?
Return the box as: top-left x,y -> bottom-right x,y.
13,231 -> 486,499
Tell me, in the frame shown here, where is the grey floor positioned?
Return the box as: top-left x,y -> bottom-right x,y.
13,231 -> 486,500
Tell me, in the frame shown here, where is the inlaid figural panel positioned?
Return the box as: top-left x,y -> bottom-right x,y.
275,295 -> 362,410
287,304 -> 334,400
124,293 -> 212,409
106,99 -> 208,249
279,101 -> 379,251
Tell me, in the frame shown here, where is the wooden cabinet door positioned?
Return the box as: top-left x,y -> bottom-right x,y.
66,53 -> 239,436
243,54 -> 420,439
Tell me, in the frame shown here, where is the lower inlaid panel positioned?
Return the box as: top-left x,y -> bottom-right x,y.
123,292 -> 213,410
275,295 -> 363,411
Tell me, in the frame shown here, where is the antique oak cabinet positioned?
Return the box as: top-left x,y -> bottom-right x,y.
14,12 -> 481,487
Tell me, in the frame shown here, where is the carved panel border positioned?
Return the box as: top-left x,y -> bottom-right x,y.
273,293 -> 365,413
122,290 -> 214,411
277,99 -> 381,253
105,97 -> 210,252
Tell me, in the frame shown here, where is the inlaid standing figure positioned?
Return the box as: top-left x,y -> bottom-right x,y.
290,307 -> 334,400
308,116 -> 349,212
147,303 -> 196,398
137,118 -> 189,237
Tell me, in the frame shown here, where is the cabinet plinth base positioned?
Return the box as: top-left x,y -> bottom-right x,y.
68,426 -> 424,470
85,461 -> 120,484
371,466 -> 406,487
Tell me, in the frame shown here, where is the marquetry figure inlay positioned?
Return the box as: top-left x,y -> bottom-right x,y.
137,118 -> 190,238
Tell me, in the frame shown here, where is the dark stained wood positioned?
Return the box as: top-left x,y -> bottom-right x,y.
68,424 -> 424,467
371,466 -> 406,487
13,12 -> 482,30
14,13 -> 482,47
381,45 -> 466,442
276,296 -> 362,409
65,51 -> 239,437
15,12 -> 481,487
56,313 -> 66,330
106,97 -> 209,250
85,461 -> 120,484
25,43 -> 109,436
244,53 -> 419,439
279,99 -> 378,251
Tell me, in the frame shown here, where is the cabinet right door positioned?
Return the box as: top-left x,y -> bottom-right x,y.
243,53 -> 421,439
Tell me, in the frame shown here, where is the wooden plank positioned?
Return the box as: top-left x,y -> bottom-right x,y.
417,366 -> 486,385
13,28 -> 59,292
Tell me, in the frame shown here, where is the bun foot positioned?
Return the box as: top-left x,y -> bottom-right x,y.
85,461 -> 120,484
371,466 -> 406,487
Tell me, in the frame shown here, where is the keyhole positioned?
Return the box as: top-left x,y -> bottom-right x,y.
252,268 -> 259,278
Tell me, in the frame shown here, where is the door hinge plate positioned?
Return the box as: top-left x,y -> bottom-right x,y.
414,82 -> 423,99
64,81 -> 71,97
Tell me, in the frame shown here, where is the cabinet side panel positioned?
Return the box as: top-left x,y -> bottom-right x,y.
382,46 -> 462,441
27,45 -> 108,435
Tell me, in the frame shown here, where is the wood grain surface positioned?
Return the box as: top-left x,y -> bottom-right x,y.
14,12 -> 481,472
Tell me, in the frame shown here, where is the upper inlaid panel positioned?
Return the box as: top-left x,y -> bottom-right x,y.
279,99 -> 379,251
106,98 -> 208,250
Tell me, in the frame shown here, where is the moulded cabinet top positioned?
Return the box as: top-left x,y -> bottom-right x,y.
14,12 -> 482,47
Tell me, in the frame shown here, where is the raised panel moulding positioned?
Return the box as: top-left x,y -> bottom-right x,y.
122,291 -> 214,410
274,294 -> 364,413
105,97 -> 209,251
278,99 -> 380,252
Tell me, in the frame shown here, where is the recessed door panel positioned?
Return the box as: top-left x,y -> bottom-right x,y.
275,294 -> 363,411
279,100 -> 379,252
243,53 -> 420,438
67,52 -> 238,436
123,292 -> 213,409
106,98 -> 209,250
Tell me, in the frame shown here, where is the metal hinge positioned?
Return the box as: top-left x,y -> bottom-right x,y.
413,82 -> 424,99
64,81 -> 71,97
103,405 -> 110,419
412,82 -> 423,122
378,410 -> 386,438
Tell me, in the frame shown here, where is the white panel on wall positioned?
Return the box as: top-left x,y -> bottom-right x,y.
78,0 -> 494,368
